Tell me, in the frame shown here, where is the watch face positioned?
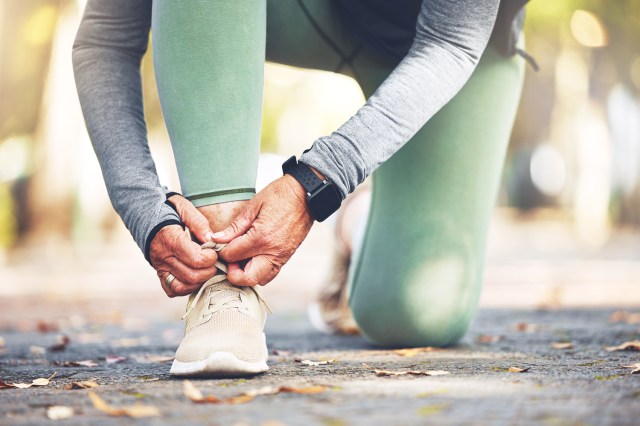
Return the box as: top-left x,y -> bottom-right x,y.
309,184 -> 341,222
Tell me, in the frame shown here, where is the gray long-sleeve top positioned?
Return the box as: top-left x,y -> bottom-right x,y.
72,0 -> 500,260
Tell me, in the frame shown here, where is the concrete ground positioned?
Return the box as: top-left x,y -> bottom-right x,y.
1,300 -> 639,425
1,213 -> 640,425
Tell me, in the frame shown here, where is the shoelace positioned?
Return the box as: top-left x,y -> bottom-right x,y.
182,242 -> 271,321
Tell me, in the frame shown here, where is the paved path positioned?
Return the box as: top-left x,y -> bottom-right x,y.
1,301 -> 639,425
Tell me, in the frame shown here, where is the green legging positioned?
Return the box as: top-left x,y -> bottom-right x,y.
152,0 -> 525,347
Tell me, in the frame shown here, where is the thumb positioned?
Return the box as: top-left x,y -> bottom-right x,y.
212,200 -> 259,243
169,195 -> 215,243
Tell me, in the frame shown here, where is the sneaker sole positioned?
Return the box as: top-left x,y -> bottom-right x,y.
170,351 -> 268,377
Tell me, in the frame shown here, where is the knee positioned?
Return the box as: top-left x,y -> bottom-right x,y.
350,256 -> 481,348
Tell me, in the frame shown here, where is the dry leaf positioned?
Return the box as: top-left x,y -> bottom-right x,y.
49,335 -> 71,352
1,372 -> 57,389
374,369 -> 449,377
243,386 -> 280,397
392,347 -> 437,357
551,342 -> 573,350
476,335 -> 502,344
299,359 -> 334,366
30,346 -> 46,356
105,355 -> 127,364
605,341 -> 640,352
621,363 -> 640,374
55,360 -> 98,368
278,385 -> 328,394
132,355 -> 174,364
184,381 -> 327,405
609,310 -> 640,324
183,381 -> 204,402
47,406 -> 74,420
64,381 -> 99,390
514,322 -> 543,333
508,367 -> 531,373
89,392 -> 160,418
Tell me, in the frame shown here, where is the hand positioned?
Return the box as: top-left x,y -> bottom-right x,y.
149,194 -> 219,297
213,175 -> 314,286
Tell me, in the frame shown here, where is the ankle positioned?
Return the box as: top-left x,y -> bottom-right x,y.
198,200 -> 249,233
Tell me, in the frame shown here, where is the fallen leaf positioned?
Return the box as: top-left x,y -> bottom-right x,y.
374,369 -> 450,377
1,372 -> 57,389
508,367 -> 531,373
88,392 -> 159,417
298,359 -> 334,366
279,385 -> 328,394
514,322 -> 544,333
184,381 -> 327,405
551,342 -> 573,350
609,310 -> 640,324
105,355 -> 127,364
0,380 -> 14,389
605,341 -> 640,352
47,406 -> 74,420
621,363 -> 640,374
137,376 -> 160,382
243,386 -> 280,397
64,381 -> 99,390
49,335 -> 71,352
30,346 -> 46,356
54,360 -> 98,368
392,347 -> 437,357
183,381 -> 204,402
476,335 -> 502,344
132,355 -> 174,364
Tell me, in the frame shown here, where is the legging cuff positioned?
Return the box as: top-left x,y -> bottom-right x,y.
186,188 -> 255,208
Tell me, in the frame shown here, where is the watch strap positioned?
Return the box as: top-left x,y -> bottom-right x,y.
282,156 -> 324,195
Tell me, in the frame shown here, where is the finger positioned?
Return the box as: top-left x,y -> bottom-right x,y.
159,273 -> 200,298
226,256 -> 279,287
211,200 -> 260,243
218,230 -> 265,263
162,256 -> 218,287
168,195 -> 215,243
172,231 -> 219,269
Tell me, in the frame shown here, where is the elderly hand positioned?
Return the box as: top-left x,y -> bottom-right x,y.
149,194 -> 219,297
212,175 -> 314,286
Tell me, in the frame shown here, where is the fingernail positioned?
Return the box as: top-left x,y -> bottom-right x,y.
205,232 -> 215,242
212,231 -> 225,239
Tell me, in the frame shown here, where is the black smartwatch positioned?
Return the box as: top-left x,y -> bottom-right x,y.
282,156 -> 342,222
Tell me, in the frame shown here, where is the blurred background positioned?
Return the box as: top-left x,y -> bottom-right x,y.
1,0 -> 639,317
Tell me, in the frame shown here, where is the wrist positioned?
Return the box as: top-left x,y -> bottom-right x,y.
282,156 -> 342,222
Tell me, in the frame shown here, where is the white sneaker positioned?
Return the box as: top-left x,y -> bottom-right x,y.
170,243 -> 271,377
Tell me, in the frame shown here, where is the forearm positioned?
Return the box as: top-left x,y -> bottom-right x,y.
301,0 -> 500,198
72,0 -> 180,259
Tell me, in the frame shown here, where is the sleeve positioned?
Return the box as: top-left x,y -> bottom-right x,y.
300,0 -> 501,198
72,0 -> 182,262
